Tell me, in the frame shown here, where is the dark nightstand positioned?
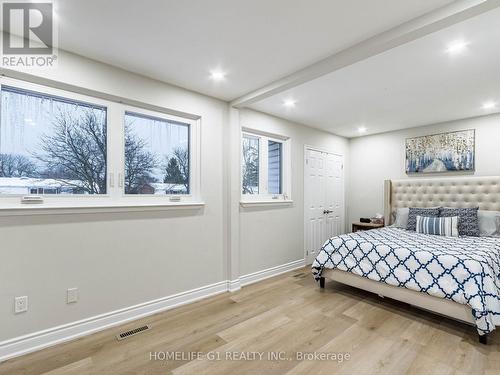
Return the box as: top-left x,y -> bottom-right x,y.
352,222 -> 384,232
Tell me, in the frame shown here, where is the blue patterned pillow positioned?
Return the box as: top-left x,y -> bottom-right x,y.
416,215 -> 459,237
406,207 -> 441,231
440,207 -> 480,237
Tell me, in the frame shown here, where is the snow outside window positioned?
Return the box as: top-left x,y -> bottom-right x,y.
0,85 -> 107,196
124,111 -> 190,195
0,77 -> 201,209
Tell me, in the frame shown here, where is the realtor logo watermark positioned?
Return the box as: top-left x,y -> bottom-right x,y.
1,0 -> 57,68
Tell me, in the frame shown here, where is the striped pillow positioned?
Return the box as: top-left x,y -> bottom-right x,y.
416,215 -> 459,237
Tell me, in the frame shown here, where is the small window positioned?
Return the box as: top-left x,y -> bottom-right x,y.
241,130 -> 289,201
0,85 -> 107,195
124,111 -> 190,195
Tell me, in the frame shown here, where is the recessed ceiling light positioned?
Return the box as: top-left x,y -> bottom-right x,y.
358,126 -> 367,134
446,40 -> 469,54
283,99 -> 296,108
482,101 -> 497,110
209,70 -> 226,81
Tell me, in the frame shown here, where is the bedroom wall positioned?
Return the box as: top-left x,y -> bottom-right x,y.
348,114 -> 500,225
0,50 -> 349,346
238,109 -> 349,275
0,50 -> 228,341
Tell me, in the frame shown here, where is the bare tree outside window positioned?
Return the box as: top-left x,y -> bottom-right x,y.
38,109 -> 107,194
0,86 -> 192,197
124,112 -> 189,195
242,135 -> 259,194
124,124 -> 157,194
0,86 -> 107,195
0,153 -> 38,177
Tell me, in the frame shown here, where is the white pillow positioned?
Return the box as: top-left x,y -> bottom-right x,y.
392,207 -> 409,229
478,210 -> 500,237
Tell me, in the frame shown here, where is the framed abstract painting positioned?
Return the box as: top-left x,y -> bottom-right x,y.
405,129 -> 475,174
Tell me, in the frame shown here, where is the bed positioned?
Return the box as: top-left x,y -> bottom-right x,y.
312,176 -> 500,344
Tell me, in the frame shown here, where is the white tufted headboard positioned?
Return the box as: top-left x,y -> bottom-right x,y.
384,176 -> 500,225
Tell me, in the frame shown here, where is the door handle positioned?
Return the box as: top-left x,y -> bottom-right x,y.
323,209 -> 333,214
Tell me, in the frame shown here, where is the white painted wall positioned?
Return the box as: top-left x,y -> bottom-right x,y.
3,45 -> 495,352
0,51 -> 350,345
348,114 -> 500,225
0,51 -> 228,341
239,109 -> 349,275
4,48 -> 494,351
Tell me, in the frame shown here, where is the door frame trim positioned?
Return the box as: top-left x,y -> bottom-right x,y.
303,145 -> 345,265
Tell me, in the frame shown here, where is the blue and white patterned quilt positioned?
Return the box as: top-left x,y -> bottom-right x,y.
311,227 -> 500,334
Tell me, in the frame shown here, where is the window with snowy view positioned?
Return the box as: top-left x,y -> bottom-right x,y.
124,111 -> 190,195
0,85 -> 107,195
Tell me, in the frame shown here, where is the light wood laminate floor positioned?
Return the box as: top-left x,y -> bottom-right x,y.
2,267 -> 500,375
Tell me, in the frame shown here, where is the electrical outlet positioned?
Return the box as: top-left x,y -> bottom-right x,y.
14,296 -> 28,314
67,288 -> 78,304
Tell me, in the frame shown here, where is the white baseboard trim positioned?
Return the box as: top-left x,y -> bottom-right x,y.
239,258 -> 306,287
227,279 -> 241,292
0,280 -> 227,363
0,258 -> 306,362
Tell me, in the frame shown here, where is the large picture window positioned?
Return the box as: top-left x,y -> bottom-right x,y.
241,129 -> 290,202
124,111 -> 190,195
0,77 -> 201,209
0,85 -> 107,195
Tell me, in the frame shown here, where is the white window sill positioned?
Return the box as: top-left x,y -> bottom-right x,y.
240,200 -> 293,208
0,202 -> 205,216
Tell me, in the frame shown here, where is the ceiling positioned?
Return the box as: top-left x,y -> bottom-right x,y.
249,4 -> 500,137
35,1 -> 500,137
54,0 -> 454,101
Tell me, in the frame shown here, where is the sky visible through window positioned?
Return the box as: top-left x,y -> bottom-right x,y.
124,112 -> 189,195
2,90 -> 100,159
0,86 -> 107,195
0,86 -> 190,196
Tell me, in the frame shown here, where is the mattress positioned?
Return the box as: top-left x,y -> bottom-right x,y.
311,227 -> 500,334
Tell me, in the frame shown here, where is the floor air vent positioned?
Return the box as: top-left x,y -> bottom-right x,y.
116,324 -> 151,341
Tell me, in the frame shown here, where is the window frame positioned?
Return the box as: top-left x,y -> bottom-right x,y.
0,77 -> 113,206
119,105 -> 201,204
240,128 -> 291,204
0,77 -> 202,212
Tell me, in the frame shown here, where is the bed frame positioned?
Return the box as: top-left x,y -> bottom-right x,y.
319,176 -> 500,344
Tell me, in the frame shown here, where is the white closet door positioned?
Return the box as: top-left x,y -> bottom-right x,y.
304,148 -> 344,265
325,152 -> 344,240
